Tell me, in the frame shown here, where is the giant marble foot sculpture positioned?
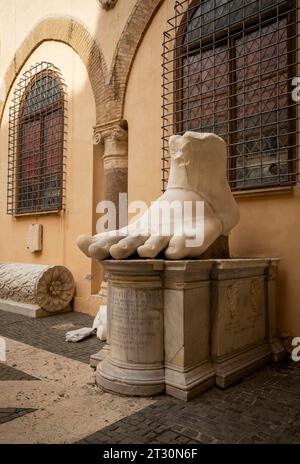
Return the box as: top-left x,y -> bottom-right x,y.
77,132 -> 240,260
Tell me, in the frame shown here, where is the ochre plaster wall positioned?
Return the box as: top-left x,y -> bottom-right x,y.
0,41 -> 99,313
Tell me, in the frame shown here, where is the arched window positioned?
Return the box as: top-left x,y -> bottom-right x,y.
162,1 -> 298,191
8,62 -> 66,215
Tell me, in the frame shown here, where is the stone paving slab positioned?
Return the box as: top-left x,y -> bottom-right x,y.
0,363 -> 39,381
0,337 -> 155,444
0,408 -> 36,425
0,310 -> 102,364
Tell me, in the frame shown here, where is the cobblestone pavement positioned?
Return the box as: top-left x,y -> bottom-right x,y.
0,310 -> 103,363
0,309 -> 300,443
0,408 -> 36,425
78,361 -> 300,444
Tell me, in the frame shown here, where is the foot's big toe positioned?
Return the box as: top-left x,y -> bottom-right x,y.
88,233 -> 122,260
89,242 -> 110,260
76,235 -> 93,257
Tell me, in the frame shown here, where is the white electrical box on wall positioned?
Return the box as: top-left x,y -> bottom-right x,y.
26,224 -> 43,253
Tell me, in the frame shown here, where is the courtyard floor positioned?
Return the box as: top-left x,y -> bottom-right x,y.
0,309 -> 300,444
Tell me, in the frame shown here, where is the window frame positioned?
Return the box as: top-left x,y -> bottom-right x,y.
173,0 -> 298,192
8,65 -> 66,216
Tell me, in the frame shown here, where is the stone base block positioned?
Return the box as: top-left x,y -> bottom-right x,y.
0,298 -> 72,318
97,357 -> 165,396
165,362 -> 215,401
214,343 -> 272,389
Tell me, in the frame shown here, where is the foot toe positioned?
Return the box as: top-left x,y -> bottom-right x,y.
76,235 -> 93,257
164,236 -> 188,260
110,235 -> 148,260
137,236 -> 170,258
89,233 -> 122,260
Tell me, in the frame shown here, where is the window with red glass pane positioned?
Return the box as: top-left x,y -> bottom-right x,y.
8,63 -> 66,215
162,0 -> 299,192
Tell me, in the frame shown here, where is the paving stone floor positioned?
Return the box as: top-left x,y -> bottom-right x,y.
0,309 -> 300,444
0,310 -> 103,364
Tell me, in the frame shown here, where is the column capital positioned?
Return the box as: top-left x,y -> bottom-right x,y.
93,120 -> 128,170
93,120 -> 128,145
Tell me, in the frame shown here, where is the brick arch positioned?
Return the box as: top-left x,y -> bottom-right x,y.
0,16 -> 108,125
105,0 -> 165,122
0,2 -> 166,126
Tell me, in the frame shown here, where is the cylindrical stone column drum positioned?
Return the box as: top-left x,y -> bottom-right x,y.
96,260 -> 165,396
0,263 -> 75,313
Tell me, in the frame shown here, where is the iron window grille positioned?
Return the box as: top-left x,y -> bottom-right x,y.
7,62 -> 67,215
162,0 -> 299,192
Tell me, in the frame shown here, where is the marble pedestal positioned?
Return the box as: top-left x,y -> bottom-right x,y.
96,260 -> 165,396
95,258 -> 284,400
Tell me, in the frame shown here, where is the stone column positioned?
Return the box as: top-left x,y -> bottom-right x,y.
94,119 -> 128,303
94,119 -> 128,226
90,120 -> 128,366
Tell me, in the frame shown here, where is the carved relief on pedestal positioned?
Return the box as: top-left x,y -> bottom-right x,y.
250,278 -> 261,313
226,283 -> 239,319
0,263 -> 75,313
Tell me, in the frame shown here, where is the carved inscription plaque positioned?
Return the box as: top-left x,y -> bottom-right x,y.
110,286 -> 163,364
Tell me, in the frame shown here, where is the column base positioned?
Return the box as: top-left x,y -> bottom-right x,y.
96,356 -> 165,397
